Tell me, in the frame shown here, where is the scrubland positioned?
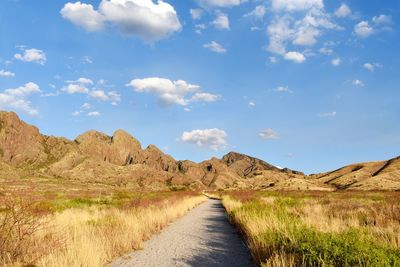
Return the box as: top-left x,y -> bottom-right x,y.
223,191 -> 400,267
0,179 -> 206,266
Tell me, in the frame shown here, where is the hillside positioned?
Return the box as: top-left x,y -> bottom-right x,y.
0,111 -> 399,191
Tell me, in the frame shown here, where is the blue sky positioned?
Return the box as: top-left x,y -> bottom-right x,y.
0,0 -> 399,174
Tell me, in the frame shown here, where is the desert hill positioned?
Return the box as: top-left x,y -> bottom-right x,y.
0,111 -> 399,191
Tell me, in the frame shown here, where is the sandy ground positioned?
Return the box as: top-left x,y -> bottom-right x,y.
109,199 -> 255,267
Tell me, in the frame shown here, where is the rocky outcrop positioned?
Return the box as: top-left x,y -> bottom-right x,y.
0,111 -> 47,166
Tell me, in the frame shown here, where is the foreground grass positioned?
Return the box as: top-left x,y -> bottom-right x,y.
223,191 -> 400,267
1,192 -> 206,266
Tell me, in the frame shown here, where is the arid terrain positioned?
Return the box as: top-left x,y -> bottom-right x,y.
1,111 -> 399,192
1,110 -> 400,266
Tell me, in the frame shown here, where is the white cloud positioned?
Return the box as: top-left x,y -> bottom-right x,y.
0,82 -> 41,115
190,8 -> 204,20
271,0 -> 323,11
0,70 -> 15,77
191,92 -> 220,102
14,48 -> 46,65
62,78 -> 121,105
363,62 -> 382,72
88,111 -> 101,117
5,82 -> 41,96
352,79 -> 364,87
195,0 -> 246,8
267,17 -> 293,55
195,23 -> 207,34
331,57 -> 341,66
76,77 -> 93,84
318,111 -> 337,117
273,86 -> 292,93
127,77 -> 218,106
60,2 -> 105,31
293,24 -> 320,46
81,102 -> 93,110
61,0 -> 182,42
63,84 -> 90,94
203,41 -> 227,53
89,90 -> 109,101
258,128 -> 279,139
181,128 -> 227,151
284,51 -> 306,63
354,21 -> 374,38
319,47 -> 333,55
354,15 -> 392,38
334,4 -> 351,18
212,13 -> 230,30
250,26 -> 262,31
244,5 -> 266,19
372,14 -> 392,25
248,101 -> 255,106
128,77 -> 198,106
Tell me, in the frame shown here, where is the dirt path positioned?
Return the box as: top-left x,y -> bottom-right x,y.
110,199 -> 255,267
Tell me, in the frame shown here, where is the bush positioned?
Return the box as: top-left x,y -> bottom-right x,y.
0,198 -> 44,264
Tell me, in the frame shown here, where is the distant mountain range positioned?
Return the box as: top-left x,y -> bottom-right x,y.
0,111 -> 399,191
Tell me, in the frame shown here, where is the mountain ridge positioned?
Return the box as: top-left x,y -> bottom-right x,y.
0,111 -> 399,191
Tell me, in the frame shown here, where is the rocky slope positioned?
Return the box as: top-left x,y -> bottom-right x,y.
310,157 -> 400,190
0,111 -> 399,191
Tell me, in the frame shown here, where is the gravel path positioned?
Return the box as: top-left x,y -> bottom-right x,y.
109,199 -> 255,267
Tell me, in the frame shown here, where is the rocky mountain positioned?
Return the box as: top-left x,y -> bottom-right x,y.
310,157 -> 400,190
0,111 -> 399,191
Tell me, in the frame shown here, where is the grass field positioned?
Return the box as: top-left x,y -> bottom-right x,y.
223,191 -> 400,267
0,177 -> 206,266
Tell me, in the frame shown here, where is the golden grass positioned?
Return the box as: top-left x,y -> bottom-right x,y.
1,194 -> 206,266
223,191 -> 400,266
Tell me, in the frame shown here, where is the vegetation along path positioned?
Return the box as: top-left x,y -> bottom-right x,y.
110,199 -> 255,267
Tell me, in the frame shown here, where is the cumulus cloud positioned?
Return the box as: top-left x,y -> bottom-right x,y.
331,57 -> 341,66
60,2 -> 105,31
191,92 -> 220,102
212,13 -> 230,30
334,4 -> 351,18
0,82 -> 41,115
181,128 -> 227,151
190,8 -> 204,20
62,84 -> 90,94
88,111 -> 101,116
244,5 -> 266,19
266,4 -> 340,62
284,51 -> 306,63
14,48 -> 46,65
271,0 -> 323,12
62,78 -> 121,105
195,0 -> 246,8
354,15 -> 392,38
61,0 -> 182,42
258,128 -> 279,139
0,70 -> 15,77
127,77 -> 219,106
354,21 -> 374,38
203,41 -> 227,53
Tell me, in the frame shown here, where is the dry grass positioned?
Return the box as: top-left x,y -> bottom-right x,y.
223,191 -> 400,266
0,191 -> 206,266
